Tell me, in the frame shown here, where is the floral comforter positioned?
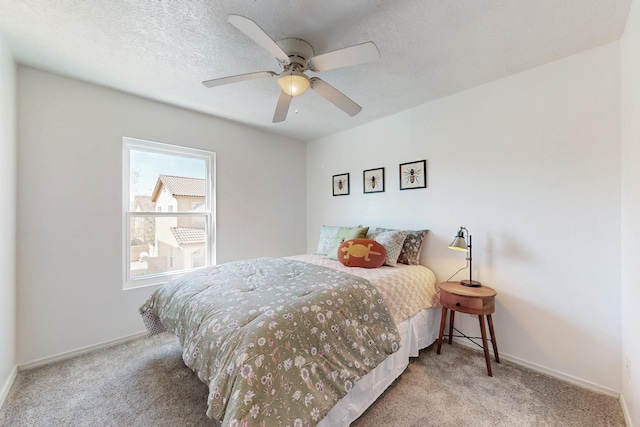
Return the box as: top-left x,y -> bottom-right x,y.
139,257 -> 400,426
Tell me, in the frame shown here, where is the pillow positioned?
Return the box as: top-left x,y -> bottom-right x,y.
367,230 -> 408,266
315,224 -> 363,255
327,226 -> 369,260
337,238 -> 386,268
376,228 -> 428,265
316,225 -> 340,255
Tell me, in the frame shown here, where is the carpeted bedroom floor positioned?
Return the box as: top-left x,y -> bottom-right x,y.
0,332 -> 626,427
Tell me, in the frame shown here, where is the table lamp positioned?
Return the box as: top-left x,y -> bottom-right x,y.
448,226 -> 481,287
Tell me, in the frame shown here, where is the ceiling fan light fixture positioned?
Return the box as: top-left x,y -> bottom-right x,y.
278,71 -> 310,96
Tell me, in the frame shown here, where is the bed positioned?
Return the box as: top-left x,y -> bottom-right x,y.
140,252 -> 439,426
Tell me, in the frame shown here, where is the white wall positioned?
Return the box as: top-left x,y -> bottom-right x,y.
16,67 -> 306,364
0,36 -> 16,403
307,43 -> 622,392
621,0 -> 640,424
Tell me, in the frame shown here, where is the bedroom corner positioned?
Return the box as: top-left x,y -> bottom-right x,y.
621,0 -> 640,425
0,33 -> 17,408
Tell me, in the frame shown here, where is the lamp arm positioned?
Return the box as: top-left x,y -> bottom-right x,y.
445,260 -> 470,282
468,233 -> 473,283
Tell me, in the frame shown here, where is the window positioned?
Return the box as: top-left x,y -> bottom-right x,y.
123,137 -> 216,289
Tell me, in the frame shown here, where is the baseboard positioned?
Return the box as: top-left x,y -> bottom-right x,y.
451,338 -> 620,398
18,331 -> 147,371
620,392 -> 635,427
0,366 -> 17,409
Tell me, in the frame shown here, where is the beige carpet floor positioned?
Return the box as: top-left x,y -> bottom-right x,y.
0,332 -> 626,426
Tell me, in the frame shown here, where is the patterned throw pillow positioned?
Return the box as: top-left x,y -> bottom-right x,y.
316,225 -> 340,255
327,226 -> 370,260
337,238 -> 386,268
367,230 -> 408,266
376,228 -> 428,265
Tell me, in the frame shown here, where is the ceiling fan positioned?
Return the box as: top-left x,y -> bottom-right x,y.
202,15 -> 380,123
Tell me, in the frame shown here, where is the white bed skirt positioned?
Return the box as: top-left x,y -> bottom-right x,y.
318,306 -> 442,426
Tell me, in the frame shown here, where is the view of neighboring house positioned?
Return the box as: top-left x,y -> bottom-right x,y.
131,195 -> 155,247
149,175 -> 206,273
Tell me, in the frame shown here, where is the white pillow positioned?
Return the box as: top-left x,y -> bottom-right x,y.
369,230 -> 408,266
316,225 -> 340,255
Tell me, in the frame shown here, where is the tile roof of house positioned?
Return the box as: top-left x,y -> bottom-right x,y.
170,227 -> 206,245
151,175 -> 205,202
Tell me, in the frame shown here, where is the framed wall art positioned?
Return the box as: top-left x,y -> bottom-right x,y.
332,173 -> 350,196
399,160 -> 427,190
363,167 -> 385,194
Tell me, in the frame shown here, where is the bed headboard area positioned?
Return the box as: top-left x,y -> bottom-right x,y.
314,224 -> 428,268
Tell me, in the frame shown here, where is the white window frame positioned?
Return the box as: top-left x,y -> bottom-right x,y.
122,137 -> 216,289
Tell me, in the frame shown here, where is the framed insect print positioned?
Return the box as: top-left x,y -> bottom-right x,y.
399,160 -> 427,190
363,167 -> 385,194
332,173 -> 350,196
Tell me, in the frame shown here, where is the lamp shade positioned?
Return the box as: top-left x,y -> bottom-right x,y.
278,71 -> 310,96
448,231 -> 468,252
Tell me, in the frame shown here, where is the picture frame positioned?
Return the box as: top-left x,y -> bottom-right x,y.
399,160 -> 427,190
332,173 -> 350,196
363,167 -> 385,194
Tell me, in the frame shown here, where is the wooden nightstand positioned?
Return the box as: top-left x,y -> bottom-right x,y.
436,281 -> 500,376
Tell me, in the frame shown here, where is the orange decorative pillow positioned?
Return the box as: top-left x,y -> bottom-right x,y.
337,238 -> 387,268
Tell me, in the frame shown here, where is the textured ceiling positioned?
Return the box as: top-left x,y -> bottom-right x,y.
0,0 -> 632,141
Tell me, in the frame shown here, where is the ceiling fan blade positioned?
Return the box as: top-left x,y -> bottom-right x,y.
202,71 -> 276,88
228,15 -> 290,64
308,41 -> 380,72
273,90 -> 292,123
310,78 -> 362,116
